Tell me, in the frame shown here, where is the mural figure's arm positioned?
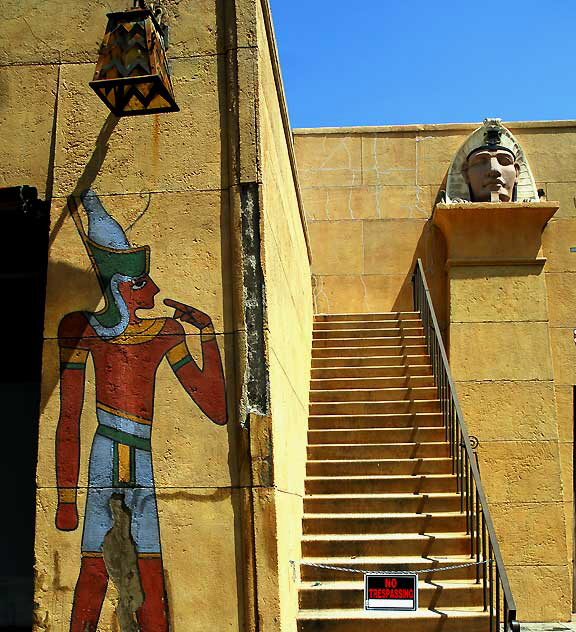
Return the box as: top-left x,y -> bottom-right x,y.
164,299 -> 228,425
55,314 -> 90,531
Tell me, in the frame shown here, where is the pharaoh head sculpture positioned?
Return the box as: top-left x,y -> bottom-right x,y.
445,119 -> 538,203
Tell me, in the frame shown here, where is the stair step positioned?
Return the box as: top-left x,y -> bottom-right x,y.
311,365 -> 433,379
302,532 -> 471,557
299,580 -> 484,609
310,400 -> 441,416
306,458 -> 453,476
308,428 -> 444,445
300,554 -> 477,581
313,336 -> 427,349
303,512 -> 466,534
313,344 -> 427,358
306,474 -> 457,495
314,319 -> 422,331
311,375 -> 435,391
309,413 -> 444,430
312,355 -> 431,369
313,327 -> 424,340
308,442 -> 450,459
297,609 -> 489,632
302,310 -> 487,628
304,493 -> 462,515
315,312 -> 420,322
310,387 -> 438,403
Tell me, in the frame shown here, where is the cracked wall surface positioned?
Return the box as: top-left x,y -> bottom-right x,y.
102,496 -> 144,632
293,127 -> 456,327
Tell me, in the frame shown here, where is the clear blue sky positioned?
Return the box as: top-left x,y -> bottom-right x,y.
269,0 -> 576,128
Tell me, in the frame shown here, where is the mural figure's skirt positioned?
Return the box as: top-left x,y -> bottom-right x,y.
81,407 -> 161,555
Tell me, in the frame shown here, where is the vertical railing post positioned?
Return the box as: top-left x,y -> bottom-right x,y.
496,567 -> 501,632
459,438 -> 464,508
489,541 -> 494,631
465,455 -> 470,534
482,512 -> 487,611
475,487 -> 480,583
470,475 -> 475,557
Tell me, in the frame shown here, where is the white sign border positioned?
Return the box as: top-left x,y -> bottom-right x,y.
364,572 -> 418,612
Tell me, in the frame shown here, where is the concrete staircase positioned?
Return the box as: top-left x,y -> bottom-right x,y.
297,312 -> 489,632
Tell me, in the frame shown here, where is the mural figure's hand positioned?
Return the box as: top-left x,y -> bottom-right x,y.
56,502 -> 79,531
164,299 -> 213,330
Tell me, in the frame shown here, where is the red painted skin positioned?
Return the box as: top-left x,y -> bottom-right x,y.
55,274 -> 227,632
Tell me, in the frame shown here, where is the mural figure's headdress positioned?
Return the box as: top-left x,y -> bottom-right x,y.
445,118 -> 538,203
69,190 -> 150,338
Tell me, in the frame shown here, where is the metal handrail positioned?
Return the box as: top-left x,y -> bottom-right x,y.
412,259 -> 519,632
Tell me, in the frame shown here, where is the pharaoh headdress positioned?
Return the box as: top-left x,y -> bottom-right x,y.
445,119 -> 538,203
69,190 -> 150,338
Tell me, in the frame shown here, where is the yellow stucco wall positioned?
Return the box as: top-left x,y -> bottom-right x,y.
2,1 -> 312,630
433,201 -> 571,620
256,2 -> 313,629
20,2 -> 243,629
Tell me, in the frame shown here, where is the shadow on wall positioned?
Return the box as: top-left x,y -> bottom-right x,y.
214,1 -> 252,628
40,259 -> 103,415
395,220 -> 448,334
48,113 -> 119,249
40,112 -> 118,411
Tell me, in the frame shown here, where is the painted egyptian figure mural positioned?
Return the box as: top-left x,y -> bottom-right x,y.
55,190 -> 227,632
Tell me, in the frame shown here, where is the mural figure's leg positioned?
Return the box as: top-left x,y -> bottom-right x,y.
136,557 -> 169,632
70,556 -> 109,632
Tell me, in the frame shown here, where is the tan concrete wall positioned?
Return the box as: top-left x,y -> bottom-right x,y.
294,121 -> 576,619
1,1 -> 312,630
533,125 -> 576,615
483,124 -> 576,618
13,1 -> 245,629
293,127 -> 451,325
256,2 -> 313,629
448,262 -> 570,620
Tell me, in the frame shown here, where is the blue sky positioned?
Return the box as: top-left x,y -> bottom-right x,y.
269,0 -> 576,128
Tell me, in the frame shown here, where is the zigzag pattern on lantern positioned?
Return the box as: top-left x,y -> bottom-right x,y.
127,84 -> 168,108
101,58 -> 151,78
101,82 -> 169,111
95,21 -> 153,79
106,23 -> 148,53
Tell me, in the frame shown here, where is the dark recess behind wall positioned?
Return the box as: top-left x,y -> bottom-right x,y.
0,186 -> 49,630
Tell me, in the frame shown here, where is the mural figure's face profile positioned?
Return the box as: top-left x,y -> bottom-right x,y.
462,148 -> 519,202
118,274 -> 160,314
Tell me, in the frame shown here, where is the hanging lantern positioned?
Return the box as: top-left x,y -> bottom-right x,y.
90,3 -> 179,116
